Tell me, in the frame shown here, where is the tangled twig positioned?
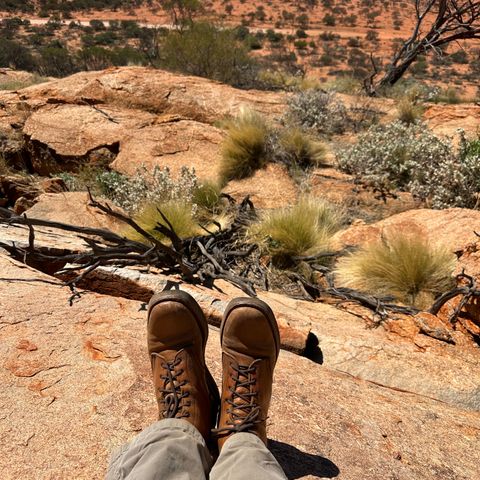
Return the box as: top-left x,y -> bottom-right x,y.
429,271 -> 480,324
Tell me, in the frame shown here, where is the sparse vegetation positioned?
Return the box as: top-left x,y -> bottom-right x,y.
276,128 -> 327,169
322,76 -> 362,94
0,73 -> 49,90
127,200 -> 200,244
0,2 -> 477,97
335,234 -> 456,308
249,196 -> 342,263
219,109 -> 269,183
431,87 -> 464,104
337,122 -> 480,209
287,90 -> 349,135
257,70 -> 322,91
0,154 -> 10,174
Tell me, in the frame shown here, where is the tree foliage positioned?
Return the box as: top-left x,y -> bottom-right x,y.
159,22 -> 255,85
159,0 -> 202,26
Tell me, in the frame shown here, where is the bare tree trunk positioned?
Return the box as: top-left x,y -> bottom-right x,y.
366,0 -> 480,95
377,55 -> 418,89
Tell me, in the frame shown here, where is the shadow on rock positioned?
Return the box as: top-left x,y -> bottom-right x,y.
269,439 -> 340,479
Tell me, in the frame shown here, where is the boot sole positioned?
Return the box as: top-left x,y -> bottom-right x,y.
221,297 -> 281,359
147,290 -> 221,431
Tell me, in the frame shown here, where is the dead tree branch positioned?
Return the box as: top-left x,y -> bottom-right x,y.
1,195 -> 460,327
429,271 -> 480,323
368,0 -> 480,93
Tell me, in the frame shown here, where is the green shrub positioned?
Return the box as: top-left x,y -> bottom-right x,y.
334,234 -> 456,308
219,109 -> 269,183
77,46 -> 115,70
0,39 -> 37,71
294,40 -> 308,50
160,22 -> 255,86
462,136 -> 480,159
249,197 -> 342,262
337,122 -> 480,208
39,46 -> 76,77
286,90 -> 349,135
296,29 -> 308,38
449,50 -> 469,64
323,14 -> 336,26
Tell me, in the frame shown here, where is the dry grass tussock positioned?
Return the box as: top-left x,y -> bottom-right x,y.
125,200 -> 201,244
193,180 -> 222,213
279,128 -> 327,169
334,234 -> 456,309
396,97 -> 424,125
219,108 -> 269,184
249,197 -> 343,262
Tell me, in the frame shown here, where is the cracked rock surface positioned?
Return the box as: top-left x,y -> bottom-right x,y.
0,67 -> 285,180
1,253 -> 480,479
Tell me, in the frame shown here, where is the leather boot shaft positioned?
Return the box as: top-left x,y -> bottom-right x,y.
215,298 -> 280,450
147,291 -> 219,443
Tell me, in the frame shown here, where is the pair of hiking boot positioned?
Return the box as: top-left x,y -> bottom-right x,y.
147,290 -> 280,451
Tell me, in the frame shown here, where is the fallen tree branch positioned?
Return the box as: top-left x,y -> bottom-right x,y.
429,271 -> 480,323
289,272 -> 420,319
2,194 -> 461,333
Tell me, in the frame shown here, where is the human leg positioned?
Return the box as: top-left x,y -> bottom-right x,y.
210,432 -> 287,480
211,298 -> 287,479
106,419 -> 212,480
106,290 -> 220,480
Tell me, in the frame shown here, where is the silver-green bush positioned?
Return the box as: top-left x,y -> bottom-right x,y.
337,122 -> 480,209
97,166 -> 198,213
286,90 -> 349,135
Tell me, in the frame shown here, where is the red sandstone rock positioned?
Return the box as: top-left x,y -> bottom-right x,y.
1,253 -> 480,479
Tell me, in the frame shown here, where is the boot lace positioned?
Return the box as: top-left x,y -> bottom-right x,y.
153,353 -> 190,419
213,359 -> 263,435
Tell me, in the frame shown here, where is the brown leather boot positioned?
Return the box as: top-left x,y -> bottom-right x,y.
147,290 -> 220,442
214,298 -> 280,450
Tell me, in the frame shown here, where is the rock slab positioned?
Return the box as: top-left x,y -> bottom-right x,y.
1,254 -> 480,479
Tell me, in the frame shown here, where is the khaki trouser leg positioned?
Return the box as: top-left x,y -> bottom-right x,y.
106,419 -> 213,480
210,433 -> 288,480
